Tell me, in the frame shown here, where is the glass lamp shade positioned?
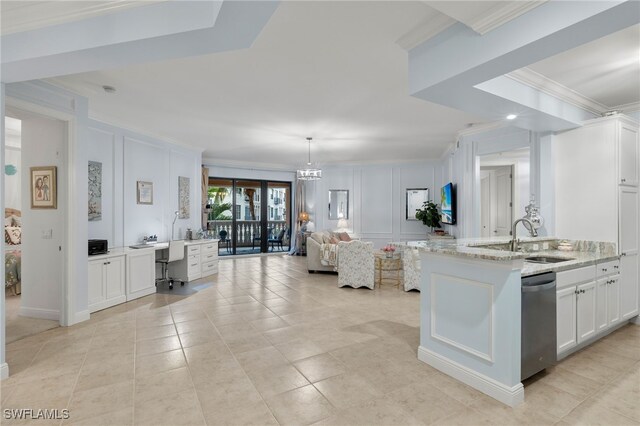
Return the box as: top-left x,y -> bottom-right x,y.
298,211 -> 310,223
296,167 -> 322,180
337,218 -> 348,231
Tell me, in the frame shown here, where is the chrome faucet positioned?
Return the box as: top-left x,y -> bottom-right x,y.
510,218 -> 538,252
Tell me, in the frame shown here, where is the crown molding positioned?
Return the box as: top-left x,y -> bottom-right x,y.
471,1 -> 547,35
1,1 -> 162,35
397,13 -> 456,51
456,121 -> 506,139
202,158 -> 296,173
612,101 -> 640,113
506,68 -> 609,116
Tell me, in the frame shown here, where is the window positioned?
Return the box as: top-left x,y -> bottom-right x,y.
235,205 -> 240,219
244,206 -> 250,219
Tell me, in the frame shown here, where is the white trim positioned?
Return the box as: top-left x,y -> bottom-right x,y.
470,1 -> 547,35
5,97 -> 76,327
506,68 -> 608,116
397,13 -> 456,51
456,121 -> 506,139
18,307 -> 60,321
0,363 -> 8,380
418,346 -> 524,407
613,101 -> 640,114
74,310 -> 91,324
1,1 -> 160,35
430,273 -> 494,362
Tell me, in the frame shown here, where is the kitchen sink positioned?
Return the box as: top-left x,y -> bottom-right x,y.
525,256 -> 574,264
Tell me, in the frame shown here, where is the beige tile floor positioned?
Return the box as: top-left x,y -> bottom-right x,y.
5,292 -> 60,343
1,255 -> 639,425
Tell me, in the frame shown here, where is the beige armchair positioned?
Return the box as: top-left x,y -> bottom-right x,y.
337,240 -> 374,289
307,232 -> 336,273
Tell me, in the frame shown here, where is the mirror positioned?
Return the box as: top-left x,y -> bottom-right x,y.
406,188 -> 428,220
478,147 -> 530,237
328,190 -> 349,220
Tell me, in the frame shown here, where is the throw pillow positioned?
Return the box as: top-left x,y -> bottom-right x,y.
329,236 -> 340,244
338,232 -> 352,242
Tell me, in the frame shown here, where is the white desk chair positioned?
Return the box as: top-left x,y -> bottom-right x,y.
156,240 -> 185,290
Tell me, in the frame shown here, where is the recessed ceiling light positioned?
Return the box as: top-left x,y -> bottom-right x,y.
102,85 -> 116,94
506,114 -> 517,120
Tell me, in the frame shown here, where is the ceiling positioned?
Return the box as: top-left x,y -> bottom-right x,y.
48,1 -> 484,168
12,1 -> 634,169
526,24 -> 640,110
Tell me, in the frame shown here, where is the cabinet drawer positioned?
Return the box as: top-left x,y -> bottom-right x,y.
596,259 -> 620,278
557,265 -> 596,289
201,261 -> 217,276
187,255 -> 200,274
201,242 -> 217,254
201,252 -> 217,263
187,245 -> 201,255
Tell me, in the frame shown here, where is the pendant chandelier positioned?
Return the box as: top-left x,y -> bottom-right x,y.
296,137 -> 322,180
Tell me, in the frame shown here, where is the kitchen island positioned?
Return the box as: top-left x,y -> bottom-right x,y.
406,237 -> 619,407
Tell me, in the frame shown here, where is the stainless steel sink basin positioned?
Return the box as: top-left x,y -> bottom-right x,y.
525,256 -> 574,264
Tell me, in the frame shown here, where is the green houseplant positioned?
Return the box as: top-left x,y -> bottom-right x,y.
415,201 -> 441,233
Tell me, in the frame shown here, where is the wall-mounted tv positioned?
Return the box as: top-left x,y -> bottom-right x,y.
440,182 -> 456,225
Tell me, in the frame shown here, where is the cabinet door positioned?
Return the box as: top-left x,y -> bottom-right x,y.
577,281 -> 597,344
88,260 -> 105,308
557,286 -> 577,354
127,251 -> 156,300
608,276 -> 621,326
620,253 -> 639,320
595,278 -> 608,333
619,122 -> 639,186
105,256 -> 125,301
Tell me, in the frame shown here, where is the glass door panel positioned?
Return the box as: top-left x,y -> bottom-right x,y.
267,182 -> 291,252
235,180 -> 262,255
207,178 -> 233,256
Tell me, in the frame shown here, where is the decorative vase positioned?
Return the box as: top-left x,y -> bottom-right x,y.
385,252 -> 393,258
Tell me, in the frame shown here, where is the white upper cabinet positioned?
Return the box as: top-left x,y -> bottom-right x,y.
619,122 -> 639,186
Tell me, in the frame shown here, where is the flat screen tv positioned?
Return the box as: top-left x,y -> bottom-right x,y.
440,182 -> 456,225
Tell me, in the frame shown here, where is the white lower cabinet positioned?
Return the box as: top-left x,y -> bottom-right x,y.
126,249 -> 156,301
620,253 -> 639,320
576,281 -> 597,344
169,241 -> 219,282
88,255 -> 126,313
557,286 -> 577,353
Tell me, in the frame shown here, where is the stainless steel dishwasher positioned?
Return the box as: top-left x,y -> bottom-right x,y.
521,271 -> 557,381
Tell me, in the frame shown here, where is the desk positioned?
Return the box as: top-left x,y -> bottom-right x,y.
88,239 -> 219,313
374,252 -> 402,289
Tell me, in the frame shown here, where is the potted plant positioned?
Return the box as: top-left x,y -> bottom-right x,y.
415,201 -> 441,234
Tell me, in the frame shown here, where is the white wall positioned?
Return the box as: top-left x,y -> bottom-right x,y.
19,113 -> 66,320
310,162 -> 443,248
88,120 -> 202,247
442,125 -> 549,239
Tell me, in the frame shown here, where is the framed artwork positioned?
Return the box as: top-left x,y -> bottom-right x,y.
30,166 -> 57,209
137,181 -> 153,205
406,188 -> 428,220
88,161 -> 102,221
178,176 -> 190,218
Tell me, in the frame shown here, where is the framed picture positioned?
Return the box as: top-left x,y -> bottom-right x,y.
30,166 -> 57,209
178,176 -> 190,218
406,188 -> 428,220
137,181 -> 153,205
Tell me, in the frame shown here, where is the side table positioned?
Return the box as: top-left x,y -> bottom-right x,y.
374,252 -> 403,289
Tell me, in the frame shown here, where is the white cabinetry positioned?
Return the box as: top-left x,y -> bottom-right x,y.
555,115 -> 639,325
126,249 -> 156,301
88,254 -> 126,313
168,240 -> 219,282
557,286 -> 577,353
576,281 -> 597,344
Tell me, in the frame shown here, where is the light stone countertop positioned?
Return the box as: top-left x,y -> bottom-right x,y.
402,236 -> 618,277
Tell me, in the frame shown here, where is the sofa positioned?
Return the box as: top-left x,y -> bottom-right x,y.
307,230 -> 352,273
400,245 -> 421,291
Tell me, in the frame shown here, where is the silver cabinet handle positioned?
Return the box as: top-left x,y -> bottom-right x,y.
621,178 -> 626,183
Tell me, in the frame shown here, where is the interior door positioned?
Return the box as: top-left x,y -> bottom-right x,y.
495,166 -> 513,236
480,171 -> 492,238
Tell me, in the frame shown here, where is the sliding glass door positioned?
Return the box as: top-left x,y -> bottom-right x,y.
207,178 -> 291,256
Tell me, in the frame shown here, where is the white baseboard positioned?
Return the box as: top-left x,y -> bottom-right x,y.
631,315 -> 639,325
18,306 -> 60,321
0,363 -> 9,380
73,310 -> 90,325
418,346 -> 524,407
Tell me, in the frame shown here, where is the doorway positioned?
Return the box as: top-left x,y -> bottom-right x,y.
478,147 -> 530,238
4,112 -> 66,343
207,178 -> 291,256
